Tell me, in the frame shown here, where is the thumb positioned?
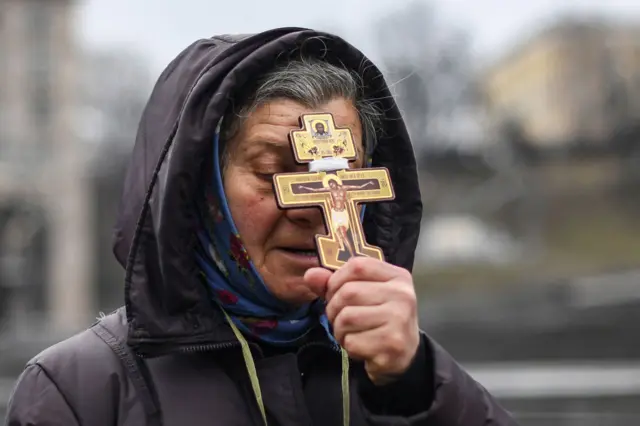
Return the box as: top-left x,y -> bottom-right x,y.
304,267 -> 332,300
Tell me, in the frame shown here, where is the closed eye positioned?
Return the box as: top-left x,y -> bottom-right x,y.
256,173 -> 275,182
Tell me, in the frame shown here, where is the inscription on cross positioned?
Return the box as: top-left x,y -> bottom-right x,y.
273,113 -> 395,271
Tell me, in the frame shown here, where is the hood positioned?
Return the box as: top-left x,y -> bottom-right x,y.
112,28 -> 422,354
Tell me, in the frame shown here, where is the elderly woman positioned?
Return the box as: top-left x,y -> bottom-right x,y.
6,28 -> 518,426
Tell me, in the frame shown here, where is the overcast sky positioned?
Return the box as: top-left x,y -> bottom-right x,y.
77,0 -> 640,74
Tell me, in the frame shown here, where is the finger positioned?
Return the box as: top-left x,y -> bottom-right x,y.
325,281 -> 387,324
332,305 -> 388,344
339,326 -> 385,361
341,326 -> 408,378
326,257 -> 408,302
303,267 -> 332,299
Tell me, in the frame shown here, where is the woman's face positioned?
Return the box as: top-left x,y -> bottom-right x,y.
223,98 -> 364,305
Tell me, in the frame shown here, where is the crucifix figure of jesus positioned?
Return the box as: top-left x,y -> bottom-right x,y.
273,112 -> 395,271
298,175 -> 375,260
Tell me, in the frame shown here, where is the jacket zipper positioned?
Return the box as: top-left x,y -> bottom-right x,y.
298,340 -> 338,353
178,341 -> 241,353
134,340 -> 252,358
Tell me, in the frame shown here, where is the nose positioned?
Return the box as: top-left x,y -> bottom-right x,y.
284,205 -> 326,231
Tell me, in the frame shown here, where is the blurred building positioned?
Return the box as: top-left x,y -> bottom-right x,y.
0,0 -> 94,334
482,18 -> 640,149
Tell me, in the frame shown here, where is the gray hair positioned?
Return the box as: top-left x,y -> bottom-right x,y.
220,58 -> 382,168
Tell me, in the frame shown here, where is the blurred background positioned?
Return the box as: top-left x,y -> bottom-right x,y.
1,0 -> 639,424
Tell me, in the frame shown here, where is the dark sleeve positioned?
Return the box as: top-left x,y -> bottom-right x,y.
357,334 -> 434,416
5,363 -> 81,426
359,332 -> 521,426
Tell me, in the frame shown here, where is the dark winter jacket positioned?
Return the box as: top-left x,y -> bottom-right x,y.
5,28 -> 518,426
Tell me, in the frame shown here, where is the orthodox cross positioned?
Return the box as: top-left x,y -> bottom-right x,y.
273,113 -> 395,271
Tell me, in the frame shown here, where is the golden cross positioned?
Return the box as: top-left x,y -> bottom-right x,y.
273,113 -> 395,271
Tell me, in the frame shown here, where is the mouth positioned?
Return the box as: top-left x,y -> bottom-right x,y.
281,248 -> 318,257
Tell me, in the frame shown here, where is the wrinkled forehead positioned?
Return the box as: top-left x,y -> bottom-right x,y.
222,98 -> 366,164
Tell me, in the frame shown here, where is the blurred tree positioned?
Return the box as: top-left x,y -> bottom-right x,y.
373,0 -> 480,154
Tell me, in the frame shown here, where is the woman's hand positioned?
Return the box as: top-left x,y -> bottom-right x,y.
305,257 -> 420,385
